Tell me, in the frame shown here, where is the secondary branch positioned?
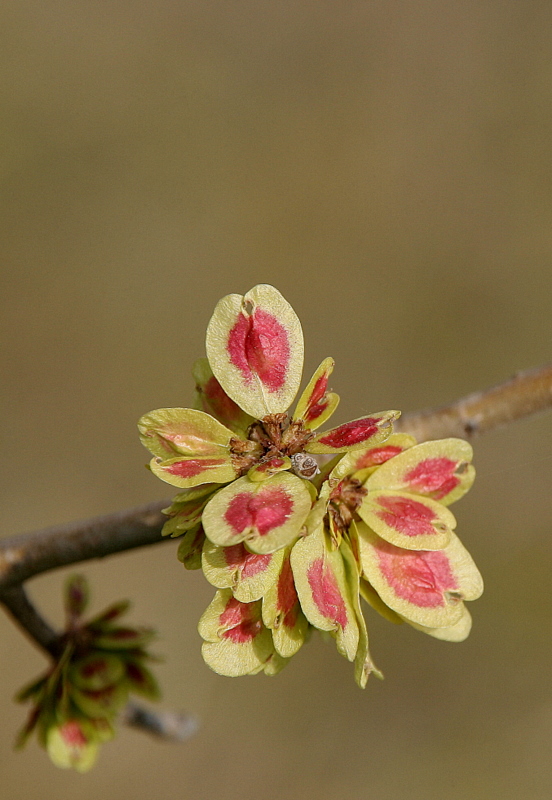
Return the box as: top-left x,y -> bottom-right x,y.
397,362 -> 552,441
0,501 -> 168,592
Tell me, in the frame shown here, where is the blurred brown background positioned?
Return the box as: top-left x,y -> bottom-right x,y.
1,2 -> 551,798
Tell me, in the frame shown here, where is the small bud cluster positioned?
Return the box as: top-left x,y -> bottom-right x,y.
139,285 -> 483,685
16,576 -> 159,771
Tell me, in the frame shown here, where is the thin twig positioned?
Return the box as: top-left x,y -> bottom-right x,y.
397,363 -> 552,441
121,702 -> 199,742
0,501 -> 169,592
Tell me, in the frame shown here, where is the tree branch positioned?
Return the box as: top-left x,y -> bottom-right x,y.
397,363 -> 552,441
0,501 -> 169,592
1,363 -> 551,592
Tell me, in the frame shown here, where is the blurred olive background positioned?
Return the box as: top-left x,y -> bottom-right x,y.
1,2 -> 552,798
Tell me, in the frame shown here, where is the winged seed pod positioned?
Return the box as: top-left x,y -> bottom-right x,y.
139,284 -> 482,686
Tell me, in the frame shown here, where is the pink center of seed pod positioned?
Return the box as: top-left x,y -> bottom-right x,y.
164,458 -> 226,478
60,721 -> 88,749
404,457 -> 460,499
224,486 -> 293,537
307,557 -> 348,628
80,658 -> 108,679
219,597 -> 263,643
227,308 -> 290,391
256,456 -> 286,474
303,373 -> 330,422
305,400 -> 329,422
309,373 -> 329,407
126,662 -> 147,687
376,495 -> 438,537
353,445 -> 404,469
317,416 -> 381,449
157,428 -> 215,455
223,543 -> 272,578
375,540 -> 458,607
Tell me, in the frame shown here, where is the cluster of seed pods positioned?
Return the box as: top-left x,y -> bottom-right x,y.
139,285 -> 483,686
16,576 -> 159,771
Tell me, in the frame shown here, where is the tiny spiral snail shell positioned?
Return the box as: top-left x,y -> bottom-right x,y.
291,453 -> 319,480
